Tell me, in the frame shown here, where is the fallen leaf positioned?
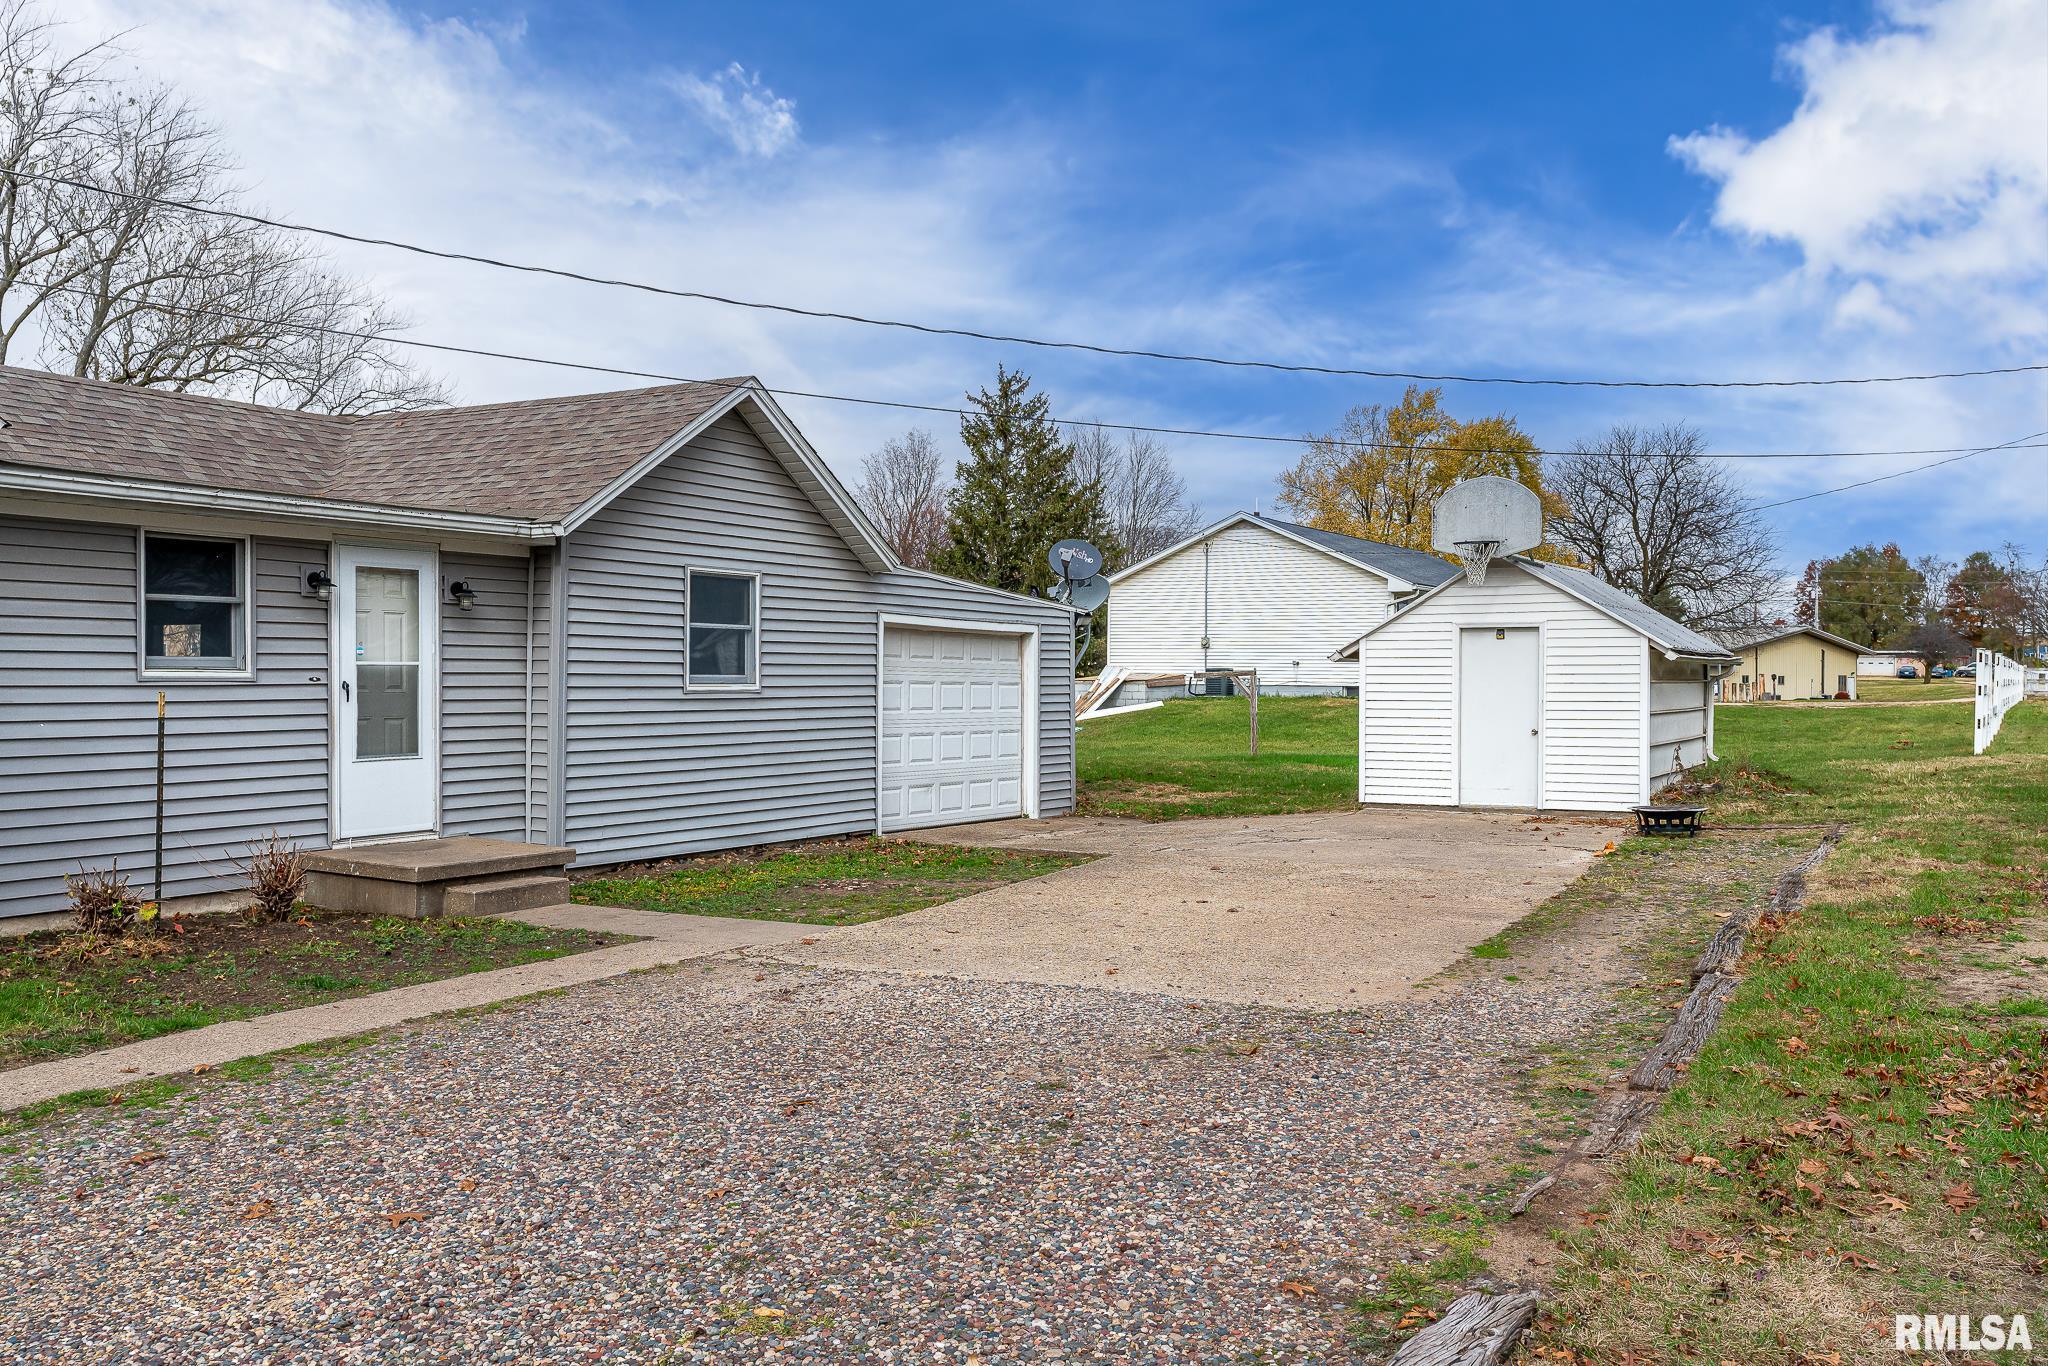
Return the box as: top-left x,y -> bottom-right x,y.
241,1199 -> 275,1220
380,1210 -> 426,1228
129,1151 -> 164,1167
1942,1183 -> 1980,1212
457,1179 -> 477,1193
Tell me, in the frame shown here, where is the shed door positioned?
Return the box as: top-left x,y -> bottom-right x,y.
879,626 -> 1024,831
1458,627 -> 1540,807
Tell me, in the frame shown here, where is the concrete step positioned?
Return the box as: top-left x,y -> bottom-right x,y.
442,874 -> 572,918
303,837 -> 577,918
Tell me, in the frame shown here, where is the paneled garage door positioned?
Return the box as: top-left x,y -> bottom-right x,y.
879,625 -> 1025,831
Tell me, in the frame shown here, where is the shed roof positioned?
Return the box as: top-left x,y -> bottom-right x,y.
0,363 -> 747,521
1108,510 -> 1458,590
1710,624 -> 1875,655
1332,556 -> 1737,660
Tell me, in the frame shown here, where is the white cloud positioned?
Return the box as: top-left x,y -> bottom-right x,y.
1669,0 -> 2047,322
665,62 -> 800,158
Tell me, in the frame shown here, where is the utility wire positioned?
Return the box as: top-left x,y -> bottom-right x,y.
30,286 -> 2048,467
13,169 -> 2046,392
1752,432 -> 2048,510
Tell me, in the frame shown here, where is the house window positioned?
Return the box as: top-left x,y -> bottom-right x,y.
686,570 -> 757,687
141,533 -> 247,672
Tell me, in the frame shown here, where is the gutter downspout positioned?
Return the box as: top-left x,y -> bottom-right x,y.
523,550 -> 535,843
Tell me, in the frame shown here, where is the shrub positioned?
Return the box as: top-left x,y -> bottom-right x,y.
244,833 -> 306,923
65,863 -> 138,936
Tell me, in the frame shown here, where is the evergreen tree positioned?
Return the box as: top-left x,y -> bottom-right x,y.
932,365 -> 1111,596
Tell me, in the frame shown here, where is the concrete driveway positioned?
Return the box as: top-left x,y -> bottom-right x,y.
759,807 -> 1619,1010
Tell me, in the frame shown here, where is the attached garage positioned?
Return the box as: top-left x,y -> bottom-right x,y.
878,620 -> 1037,831
1334,558 -> 1736,812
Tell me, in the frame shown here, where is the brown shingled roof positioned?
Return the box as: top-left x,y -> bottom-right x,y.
0,364 -> 749,521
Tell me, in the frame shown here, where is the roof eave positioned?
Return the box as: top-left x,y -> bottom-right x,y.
0,463 -> 562,540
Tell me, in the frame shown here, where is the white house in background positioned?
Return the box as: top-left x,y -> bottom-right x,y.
1333,557 -> 1736,811
1104,513 -> 1458,700
1857,649 -> 1924,678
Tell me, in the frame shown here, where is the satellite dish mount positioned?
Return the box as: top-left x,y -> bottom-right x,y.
1431,477 -> 1542,586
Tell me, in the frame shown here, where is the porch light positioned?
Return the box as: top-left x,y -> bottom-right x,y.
304,569 -> 333,601
447,579 -> 478,611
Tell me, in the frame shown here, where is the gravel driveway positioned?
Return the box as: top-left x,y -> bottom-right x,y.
3,810 -> 1670,1362
1,952 -> 1626,1363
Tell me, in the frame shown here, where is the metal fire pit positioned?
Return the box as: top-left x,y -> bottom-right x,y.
1631,804 -> 1704,837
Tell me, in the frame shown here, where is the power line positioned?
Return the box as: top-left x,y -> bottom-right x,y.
29,285 -> 2048,469
1752,432 -> 2047,510
14,168 -> 2047,392
28,286 -> 2048,469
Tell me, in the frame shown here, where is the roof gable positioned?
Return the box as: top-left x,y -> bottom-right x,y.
1108,511 -> 1457,590
1333,557 -> 1737,660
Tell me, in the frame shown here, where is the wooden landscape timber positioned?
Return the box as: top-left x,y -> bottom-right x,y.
1400,825 -> 1845,1364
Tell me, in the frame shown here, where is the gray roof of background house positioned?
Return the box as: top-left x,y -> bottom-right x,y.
1511,559 -> 1735,658
1246,514 -> 1460,587
1710,623 -> 1874,655
0,363 -> 748,521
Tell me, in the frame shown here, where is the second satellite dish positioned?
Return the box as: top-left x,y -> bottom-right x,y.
1065,575 -> 1110,611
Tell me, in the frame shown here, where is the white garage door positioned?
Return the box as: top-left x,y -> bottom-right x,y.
879,626 -> 1025,831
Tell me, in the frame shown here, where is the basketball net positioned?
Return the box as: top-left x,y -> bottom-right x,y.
1455,539 -> 1500,585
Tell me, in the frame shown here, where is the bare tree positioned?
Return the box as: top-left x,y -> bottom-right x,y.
856,428 -> 950,569
1069,427 -> 1201,566
0,0 -> 445,411
1546,423 -> 1780,630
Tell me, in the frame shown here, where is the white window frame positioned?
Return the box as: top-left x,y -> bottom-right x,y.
684,568 -> 760,691
136,529 -> 255,680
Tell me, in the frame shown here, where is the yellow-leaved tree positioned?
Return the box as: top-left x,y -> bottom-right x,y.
1274,386 -> 1572,562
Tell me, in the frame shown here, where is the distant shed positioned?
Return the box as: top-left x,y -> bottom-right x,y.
1333,558 -> 1736,811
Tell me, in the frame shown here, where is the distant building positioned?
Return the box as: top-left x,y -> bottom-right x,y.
1711,625 -> 1875,700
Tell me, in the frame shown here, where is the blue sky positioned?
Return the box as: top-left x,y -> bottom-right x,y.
69,0 -> 2048,591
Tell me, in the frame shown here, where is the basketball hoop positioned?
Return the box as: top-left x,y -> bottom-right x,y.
1432,477 -> 1542,589
1455,539 -> 1500,584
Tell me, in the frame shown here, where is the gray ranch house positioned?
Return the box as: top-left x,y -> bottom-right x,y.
0,366 -> 1077,921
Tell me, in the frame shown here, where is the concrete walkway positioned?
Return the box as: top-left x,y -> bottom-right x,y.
0,904 -> 813,1112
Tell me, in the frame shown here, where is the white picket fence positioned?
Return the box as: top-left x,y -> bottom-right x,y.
1973,649 -> 2025,754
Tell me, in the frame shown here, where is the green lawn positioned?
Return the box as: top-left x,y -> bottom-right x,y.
1852,675 -> 1974,702
1078,695 -> 1357,818
571,836 -> 1086,925
0,914 -> 618,1069
1537,700 -> 2048,1363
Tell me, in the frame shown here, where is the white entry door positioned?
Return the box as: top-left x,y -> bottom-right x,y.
879,625 -> 1025,831
334,544 -> 439,840
1458,626 -> 1540,807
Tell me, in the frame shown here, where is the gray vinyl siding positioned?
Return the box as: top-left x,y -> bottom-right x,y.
439,551 -> 533,840
0,515 -> 329,917
874,571 -> 1078,818
560,413 -> 878,865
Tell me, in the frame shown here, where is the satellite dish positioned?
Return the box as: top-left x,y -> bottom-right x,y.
1431,477 -> 1542,585
1065,575 -> 1110,612
1048,538 -> 1104,581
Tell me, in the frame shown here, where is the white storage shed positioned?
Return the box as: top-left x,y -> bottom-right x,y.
1333,557 -> 1737,811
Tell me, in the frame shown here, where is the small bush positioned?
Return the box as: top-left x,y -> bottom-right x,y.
65,864 -> 139,936
244,833 -> 306,923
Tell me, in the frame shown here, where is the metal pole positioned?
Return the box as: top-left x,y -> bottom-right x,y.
153,690 -> 166,903
1246,670 -> 1259,757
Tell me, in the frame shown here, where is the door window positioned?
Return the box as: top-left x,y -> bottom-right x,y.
355,567 -> 421,759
